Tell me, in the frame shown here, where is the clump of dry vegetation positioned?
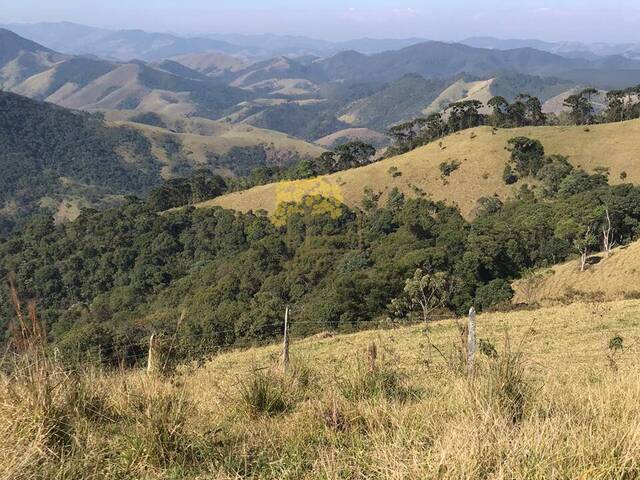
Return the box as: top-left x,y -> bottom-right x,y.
2,296 -> 640,478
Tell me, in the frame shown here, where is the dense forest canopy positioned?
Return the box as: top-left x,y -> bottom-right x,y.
2,135 -> 639,364
0,91 -> 162,233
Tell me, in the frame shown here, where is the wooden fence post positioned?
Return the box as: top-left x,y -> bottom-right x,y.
467,307 -> 476,377
367,342 -> 377,371
147,333 -> 160,375
282,306 -> 290,374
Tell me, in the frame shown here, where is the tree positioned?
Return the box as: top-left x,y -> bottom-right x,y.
488,96 -> 509,126
507,97 -> 528,127
316,141 -> 376,174
446,100 -> 485,132
333,141 -> 376,168
563,89 -> 595,125
506,137 -> 545,177
555,219 -> 597,271
605,90 -> 625,123
388,118 -> 426,151
601,206 -> 615,257
574,225 -> 597,271
535,155 -> 574,195
389,269 -> 453,323
421,113 -> 445,142
522,94 -> 545,126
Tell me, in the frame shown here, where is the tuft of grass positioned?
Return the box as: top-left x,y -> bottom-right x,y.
474,333 -> 533,424
237,367 -> 305,416
118,378 -> 201,469
337,349 -> 419,403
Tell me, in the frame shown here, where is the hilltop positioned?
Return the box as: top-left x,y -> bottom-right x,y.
196,119 -> 640,218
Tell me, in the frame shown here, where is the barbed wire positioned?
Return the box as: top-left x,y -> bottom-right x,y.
5,309 -> 638,374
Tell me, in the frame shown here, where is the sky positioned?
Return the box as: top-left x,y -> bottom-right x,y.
2,0 -> 640,42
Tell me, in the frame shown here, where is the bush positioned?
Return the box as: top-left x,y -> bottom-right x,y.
507,137 -> 545,177
502,164 -> 518,184
439,159 -> 461,177
475,279 -> 514,311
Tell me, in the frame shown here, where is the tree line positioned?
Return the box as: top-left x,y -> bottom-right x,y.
145,141 -> 378,211
387,85 -> 640,156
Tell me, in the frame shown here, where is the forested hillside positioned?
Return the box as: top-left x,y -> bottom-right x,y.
3,153 -> 640,362
0,91 -> 162,233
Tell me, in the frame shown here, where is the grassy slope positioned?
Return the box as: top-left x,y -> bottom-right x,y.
424,78 -> 495,114
189,300 -> 640,478
513,240 -> 640,304
5,300 -> 640,477
110,116 -> 326,178
196,119 -> 640,218
315,127 -> 388,147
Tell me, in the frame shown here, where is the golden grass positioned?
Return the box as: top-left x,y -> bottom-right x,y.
4,300 -> 639,478
315,127 -> 388,147
109,113 -> 325,179
424,78 -> 495,115
198,119 -> 640,219
513,240 -> 640,304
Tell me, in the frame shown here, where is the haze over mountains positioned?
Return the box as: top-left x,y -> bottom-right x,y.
4,21 -> 640,62
2,20 -> 640,229
3,23 -> 640,139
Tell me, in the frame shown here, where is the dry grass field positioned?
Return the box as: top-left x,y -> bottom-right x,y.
198,119 -> 640,219
513,240 -> 640,305
3,300 -> 640,479
105,113 -> 325,178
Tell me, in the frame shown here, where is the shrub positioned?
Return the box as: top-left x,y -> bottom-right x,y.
439,159 -> 461,177
475,279 -> 514,311
502,164 -> 518,184
506,137 -> 545,177
387,166 -> 402,178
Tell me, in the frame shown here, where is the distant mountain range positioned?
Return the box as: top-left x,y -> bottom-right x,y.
4,21 -> 640,63
3,24 -> 640,144
0,22 -> 429,61
461,37 -> 640,61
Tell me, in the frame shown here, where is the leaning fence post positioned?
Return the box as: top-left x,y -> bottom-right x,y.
467,307 -> 476,377
282,306 -> 290,374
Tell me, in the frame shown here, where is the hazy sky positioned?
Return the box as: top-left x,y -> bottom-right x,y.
2,0 -> 640,42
